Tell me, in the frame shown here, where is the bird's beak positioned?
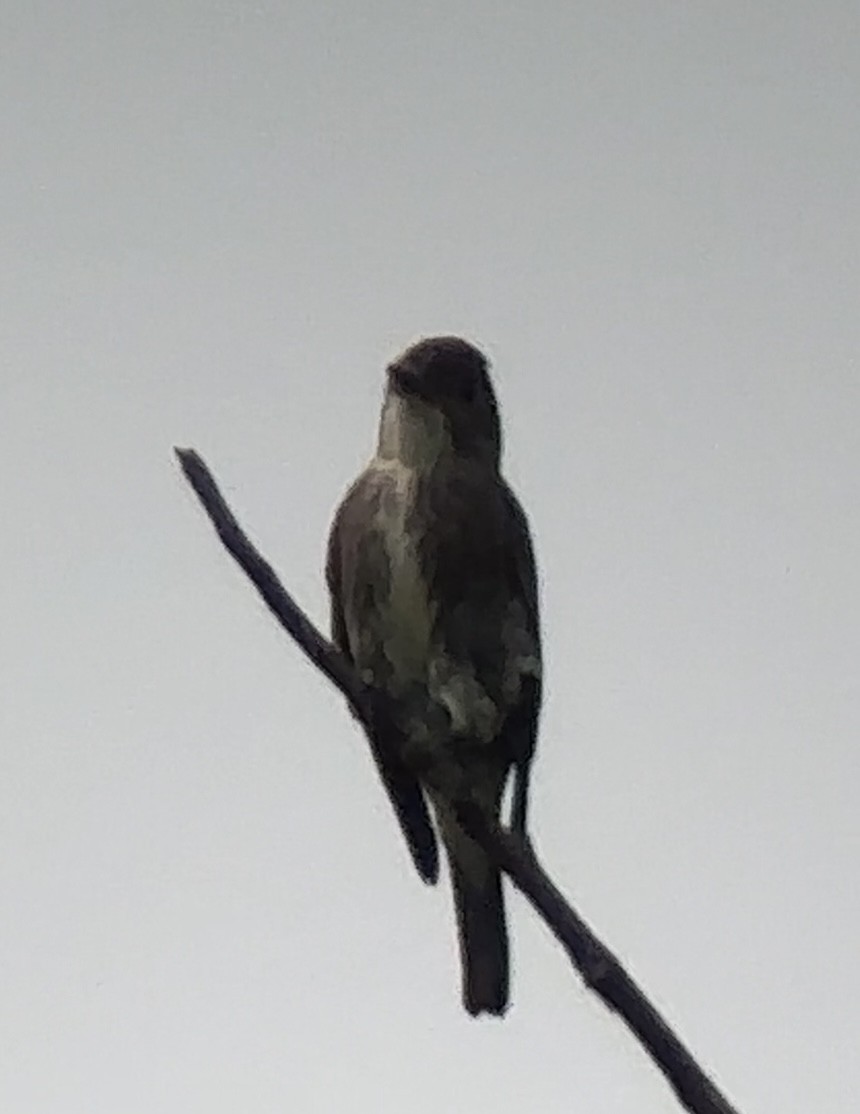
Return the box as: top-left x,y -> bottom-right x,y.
387,363 -> 419,397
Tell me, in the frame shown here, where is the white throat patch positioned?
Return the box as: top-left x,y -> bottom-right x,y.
377,390 -> 452,470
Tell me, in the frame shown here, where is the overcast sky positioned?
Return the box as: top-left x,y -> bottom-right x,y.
2,2 -> 858,1112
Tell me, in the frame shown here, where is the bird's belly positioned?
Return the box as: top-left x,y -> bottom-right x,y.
367,465 -> 510,743
379,532 -> 437,686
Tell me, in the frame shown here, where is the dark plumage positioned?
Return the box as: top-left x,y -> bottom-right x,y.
326,336 -> 541,1015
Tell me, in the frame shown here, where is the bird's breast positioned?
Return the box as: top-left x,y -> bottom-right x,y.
365,460 -> 517,746
373,469 -> 437,687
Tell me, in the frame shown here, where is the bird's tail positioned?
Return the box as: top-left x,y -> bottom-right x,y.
437,798 -> 509,1016
450,852 -> 509,1015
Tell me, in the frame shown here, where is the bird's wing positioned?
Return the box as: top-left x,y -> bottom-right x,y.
418,468 -> 542,750
501,482 -> 541,656
326,473 -> 439,884
498,481 -> 542,789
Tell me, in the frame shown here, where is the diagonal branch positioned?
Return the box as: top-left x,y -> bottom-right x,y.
175,446 -> 742,1114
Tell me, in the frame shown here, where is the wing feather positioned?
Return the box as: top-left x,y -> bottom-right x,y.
326,475 -> 439,883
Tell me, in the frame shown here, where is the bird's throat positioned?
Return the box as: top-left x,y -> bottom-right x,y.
376,390 -> 453,471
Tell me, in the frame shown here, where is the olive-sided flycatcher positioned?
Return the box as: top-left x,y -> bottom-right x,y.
325,336 -> 541,1016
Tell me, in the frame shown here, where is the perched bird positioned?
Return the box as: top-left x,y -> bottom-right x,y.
325,336 -> 542,1015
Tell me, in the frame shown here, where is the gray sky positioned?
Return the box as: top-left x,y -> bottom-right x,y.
2,2 -> 858,1111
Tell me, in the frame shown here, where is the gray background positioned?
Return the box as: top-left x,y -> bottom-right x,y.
2,2 -> 858,1111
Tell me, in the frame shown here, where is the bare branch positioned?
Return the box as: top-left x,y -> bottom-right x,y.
175,448 -> 365,714
175,446 -> 742,1114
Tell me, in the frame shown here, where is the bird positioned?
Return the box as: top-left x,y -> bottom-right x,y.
325,336 -> 542,1016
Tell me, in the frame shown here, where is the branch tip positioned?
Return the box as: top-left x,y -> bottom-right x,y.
176,446 -> 742,1114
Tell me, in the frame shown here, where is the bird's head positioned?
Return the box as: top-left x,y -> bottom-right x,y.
382,336 -> 502,468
